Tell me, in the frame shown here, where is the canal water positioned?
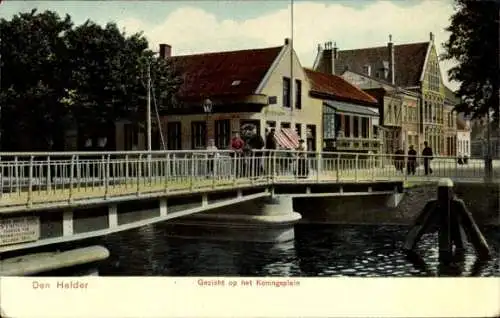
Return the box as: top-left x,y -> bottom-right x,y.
87,223 -> 499,277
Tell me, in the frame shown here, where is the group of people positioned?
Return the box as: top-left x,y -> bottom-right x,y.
394,141 -> 434,176
225,127 -> 308,178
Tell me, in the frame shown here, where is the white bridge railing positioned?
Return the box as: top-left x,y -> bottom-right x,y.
0,150 -> 498,208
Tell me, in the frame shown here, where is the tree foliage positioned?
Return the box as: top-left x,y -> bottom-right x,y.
0,9 -> 181,151
442,0 -> 500,121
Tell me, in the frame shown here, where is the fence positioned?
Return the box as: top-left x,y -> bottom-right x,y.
0,150 -> 499,207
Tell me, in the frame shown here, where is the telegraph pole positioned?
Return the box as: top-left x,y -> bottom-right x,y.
0,27 -> 2,150
146,61 -> 152,152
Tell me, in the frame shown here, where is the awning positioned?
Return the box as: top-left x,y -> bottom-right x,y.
324,100 -> 379,117
274,128 -> 300,149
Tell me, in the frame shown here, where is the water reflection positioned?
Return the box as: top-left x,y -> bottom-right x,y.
405,246 -> 492,277
95,224 -> 499,277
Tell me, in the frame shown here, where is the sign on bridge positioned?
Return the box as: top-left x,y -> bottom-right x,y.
0,216 -> 40,246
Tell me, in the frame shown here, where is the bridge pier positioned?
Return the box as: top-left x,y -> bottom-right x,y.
165,196 -> 302,243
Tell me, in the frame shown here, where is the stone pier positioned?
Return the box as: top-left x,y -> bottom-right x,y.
164,196 -> 302,243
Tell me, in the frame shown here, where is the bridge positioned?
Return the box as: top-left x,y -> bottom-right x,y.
0,149 -> 498,264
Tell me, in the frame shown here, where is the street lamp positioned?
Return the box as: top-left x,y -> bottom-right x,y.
203,98 -> 213,144
482,80 -> 493,181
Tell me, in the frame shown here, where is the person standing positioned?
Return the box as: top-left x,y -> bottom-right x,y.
265,129 -> 277,175
422,141 -> 433,175
296,139 -> 308,178
206,139 -> 218,178
394,148 -> 404,173
407,145 -> 417,175
248,128 -> 265,177
230,131 -> 244,177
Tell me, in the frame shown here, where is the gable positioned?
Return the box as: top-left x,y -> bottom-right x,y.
422,44 -> 445,94
257,44 -> 308,96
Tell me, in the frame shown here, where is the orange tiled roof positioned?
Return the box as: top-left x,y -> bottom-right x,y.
304,68 -> 378,105
169,46 -> 283,102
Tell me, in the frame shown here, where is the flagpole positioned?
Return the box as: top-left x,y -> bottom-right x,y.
0,28 -> 3,150
290,0 -> 294,121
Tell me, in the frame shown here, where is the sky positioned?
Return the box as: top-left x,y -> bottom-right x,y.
0,0 -> 459,90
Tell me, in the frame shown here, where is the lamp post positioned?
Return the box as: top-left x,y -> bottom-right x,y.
203,98 -> 213,145
482,80 -> 493,181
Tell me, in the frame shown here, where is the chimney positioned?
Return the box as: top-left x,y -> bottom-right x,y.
321,41 -> 337,75
429,32 -> 434,42
388,34 -> 395,85
159,43 -> 172,59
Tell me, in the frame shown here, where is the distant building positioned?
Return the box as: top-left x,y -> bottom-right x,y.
456,115 -> 471,158
303,68 -> 381,153
341,70 -> 420,154
470,119 -> 500,158
313,33 -> 458,156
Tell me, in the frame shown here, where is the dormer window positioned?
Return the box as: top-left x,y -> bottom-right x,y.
363,64 -> 371,76
382,61 -> 389,79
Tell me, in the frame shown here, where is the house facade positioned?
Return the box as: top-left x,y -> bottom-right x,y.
341,70 -> 420,154
304,69 -> 381,153
313,33 -> 457,156
123,39 -> 322,152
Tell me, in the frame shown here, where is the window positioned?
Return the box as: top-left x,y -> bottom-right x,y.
240,120 -> 261,136
344,115 -> 351,137
295,79 -> 302,109
281,122 -> 291,129
306,125 -> 317,151
124,123 -> 139,150
361,117 -> 369,138
353,116 -> 359,138
282,77 -> 291,108
166,122 -> 181,150
215,119 -> 230,149
191,121 -> 206,149
266,121 -> 276,130
295,123 -> 302,137
334,113 -> 341,135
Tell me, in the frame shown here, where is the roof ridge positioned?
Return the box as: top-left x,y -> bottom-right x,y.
338,41 -> 429,52
172,45 -> 283,58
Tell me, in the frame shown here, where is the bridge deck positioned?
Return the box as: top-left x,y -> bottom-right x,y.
0,172 -> 493,213
0,150 -> 498,213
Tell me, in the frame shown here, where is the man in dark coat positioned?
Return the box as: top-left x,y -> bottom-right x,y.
407,145 -> 417,175
247,128 -> 265,177
422,141 -> 433,175
394,148 -> 404,172
265,129 -> 277,175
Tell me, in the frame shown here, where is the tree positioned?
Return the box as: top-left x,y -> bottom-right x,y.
62,21 -> 181,147
0,10 -> 181,151
442,0 -> 500,121
0,9 -> 73,150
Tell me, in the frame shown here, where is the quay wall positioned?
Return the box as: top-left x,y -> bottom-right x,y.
293,182 -> 499,226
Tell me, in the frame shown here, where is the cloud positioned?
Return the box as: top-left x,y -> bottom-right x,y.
116,0 -> 458,89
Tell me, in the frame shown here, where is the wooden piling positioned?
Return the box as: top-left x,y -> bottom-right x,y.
453,199 -> 492,260
437,178 -> 454,264
402,201 -> 438,252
